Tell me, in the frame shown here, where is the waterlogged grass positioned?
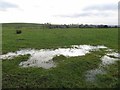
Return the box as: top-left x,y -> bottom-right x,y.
3,52 -> 102,88
95,61 -> 120,88
2,51 -> 119,88
2,24 -> 119,88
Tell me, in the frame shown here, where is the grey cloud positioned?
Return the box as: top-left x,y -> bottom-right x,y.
55,12 -> 111,18
75,13 -> 110,17
55,3 -> 117,18
0,0 -> 18,11
83,3 -> 117,11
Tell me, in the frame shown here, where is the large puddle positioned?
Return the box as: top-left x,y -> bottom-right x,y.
0,45 -> 107,69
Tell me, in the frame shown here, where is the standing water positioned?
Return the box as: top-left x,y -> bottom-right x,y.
0,45 -> 107,69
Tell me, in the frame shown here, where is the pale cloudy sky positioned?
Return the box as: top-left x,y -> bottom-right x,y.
0,0 -> 119,25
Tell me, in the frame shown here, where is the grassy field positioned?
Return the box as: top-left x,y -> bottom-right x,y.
2,23 -> 119,88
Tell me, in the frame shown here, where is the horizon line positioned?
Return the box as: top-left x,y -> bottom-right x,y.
1,22 -> 118,26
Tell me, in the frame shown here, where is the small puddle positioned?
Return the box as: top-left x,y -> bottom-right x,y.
85,52 -> 120,82
101,52 -> 119,65
85,68 -> 106,82
0,45 -> 107,69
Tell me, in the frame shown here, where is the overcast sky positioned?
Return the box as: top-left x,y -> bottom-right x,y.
0,0 -> 119,25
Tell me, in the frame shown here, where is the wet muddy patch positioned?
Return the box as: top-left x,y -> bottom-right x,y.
0,45 -> 107,69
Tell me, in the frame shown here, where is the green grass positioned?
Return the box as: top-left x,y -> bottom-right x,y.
2,25 -> 118,53
2,23 -> 119,88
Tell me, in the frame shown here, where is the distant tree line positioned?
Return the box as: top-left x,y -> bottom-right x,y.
2,23 -> 118,29
47,23 -> 118,29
